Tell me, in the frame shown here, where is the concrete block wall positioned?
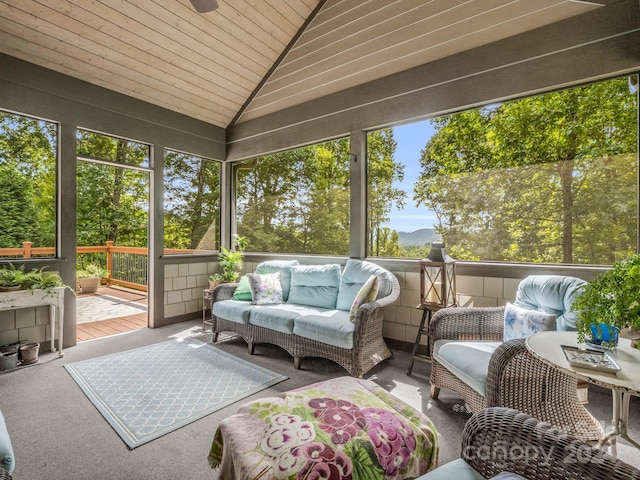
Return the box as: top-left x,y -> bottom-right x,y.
382,272 -> 521,347
0,305 -> 51,348
164,261 -> 218,319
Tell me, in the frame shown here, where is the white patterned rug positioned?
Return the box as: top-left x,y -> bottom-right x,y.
76,294 -> 147,323
64,337 -> 287,448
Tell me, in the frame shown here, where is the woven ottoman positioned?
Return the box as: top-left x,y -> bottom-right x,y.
209,376 -> 439,480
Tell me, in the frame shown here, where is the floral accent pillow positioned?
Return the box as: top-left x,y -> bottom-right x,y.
349,275 -> 379,322
247,272 -> 283,305
503,302 -> 556,341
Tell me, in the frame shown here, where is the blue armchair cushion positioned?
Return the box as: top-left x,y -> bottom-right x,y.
503,302 -> 556,341
432,340 -> 501,396
514,275 -> 586,331
288,264 -> 341,309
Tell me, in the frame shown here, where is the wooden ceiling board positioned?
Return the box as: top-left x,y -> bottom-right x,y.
3,1 -> 247,108
0,0 -> 606,129
237,0 -> 601,122
0,0 -> 318,127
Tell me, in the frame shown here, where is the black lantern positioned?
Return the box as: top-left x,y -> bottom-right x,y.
419,241 -> 456,309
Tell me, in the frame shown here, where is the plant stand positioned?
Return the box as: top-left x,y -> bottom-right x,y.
0,287 -> 65,357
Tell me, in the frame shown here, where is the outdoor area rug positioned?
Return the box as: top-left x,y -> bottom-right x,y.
64,337 -> 287,449
76,294 -> 147,323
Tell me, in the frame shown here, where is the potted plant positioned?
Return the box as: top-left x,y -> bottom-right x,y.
208,236 -> 247,289
0,264 -> 74,294
573,253 -> 640,349
0,264 -> 28,291
76,262 -> 110,294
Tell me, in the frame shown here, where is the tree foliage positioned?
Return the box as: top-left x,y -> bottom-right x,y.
236,139 -> 351,255
164,150 -> 221,250
0,112 -> 56,249
413,77 -> 637,264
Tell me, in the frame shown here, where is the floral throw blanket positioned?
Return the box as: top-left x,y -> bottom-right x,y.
208,376 -> 438,480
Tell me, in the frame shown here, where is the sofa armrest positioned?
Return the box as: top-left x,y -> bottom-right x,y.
210,283 -> 238,302
429,307 -> 504,353
462,408 -> 640,480
350,273 -> 400,350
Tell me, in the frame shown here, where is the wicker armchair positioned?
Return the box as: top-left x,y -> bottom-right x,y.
428,306 -> 604,443
209,273 -> 400,378
418,407 -> 640,480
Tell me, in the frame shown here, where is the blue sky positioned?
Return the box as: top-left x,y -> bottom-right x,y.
385,119 -> 438,233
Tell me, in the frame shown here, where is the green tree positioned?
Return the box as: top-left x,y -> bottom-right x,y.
0,112 -> 57,249
368,128 -> 406,256
164,150 -> 221,250
0,163 -> 37,247
76,131 -> 149,248
414,77 -> 637,264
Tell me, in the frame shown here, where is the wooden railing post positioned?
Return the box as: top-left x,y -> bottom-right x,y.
23,241 -> 32,258
106,240 -> 114,286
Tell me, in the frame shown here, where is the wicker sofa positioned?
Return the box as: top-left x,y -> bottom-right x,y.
210,259 -> 400,377
417,407 -> 640,480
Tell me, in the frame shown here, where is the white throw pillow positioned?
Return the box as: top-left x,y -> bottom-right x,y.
349,275 -> 379,322
247,272 -> 283,305
503,302 -> 556,341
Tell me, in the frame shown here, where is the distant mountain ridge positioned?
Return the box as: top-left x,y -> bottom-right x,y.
397,228 -> 439,247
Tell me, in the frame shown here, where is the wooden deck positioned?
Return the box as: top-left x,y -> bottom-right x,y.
76,286 -> 148,342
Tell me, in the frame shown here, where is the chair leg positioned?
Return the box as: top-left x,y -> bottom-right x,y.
577,379 -> 589,404
294,357 -> 301,370
212,332 -> 219,343
247,342 -> 254,355
430,384 -> 440,399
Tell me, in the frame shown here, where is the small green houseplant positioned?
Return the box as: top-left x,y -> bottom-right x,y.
573,253 -> 640,348
209,236 -> 247,287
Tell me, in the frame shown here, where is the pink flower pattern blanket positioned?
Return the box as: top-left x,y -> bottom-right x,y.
208,376 -> 438,479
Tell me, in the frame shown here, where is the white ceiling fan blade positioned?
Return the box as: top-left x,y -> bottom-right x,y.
190,0 -> 219,13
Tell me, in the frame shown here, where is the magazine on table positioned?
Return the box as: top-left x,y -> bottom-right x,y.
561,345 -> 621,373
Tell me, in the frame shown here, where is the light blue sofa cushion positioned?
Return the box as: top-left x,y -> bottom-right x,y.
248,303 -> 320,334
0,409 -> 15,474
415,458 -> 485,480
514,275 -> 587,331
255,260 -> 300,302
433,340 -> 501,396
336,259 -> 395,311
212,300 -> 254,324
288,264 -> 341,309
292,309 -> 354,349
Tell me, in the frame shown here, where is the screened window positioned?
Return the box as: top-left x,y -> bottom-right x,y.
77,129 -> 150,167
0,111 -> 57,259
235,138 -> 350,255
163,149 -> 221,253
368,76 -> 638,264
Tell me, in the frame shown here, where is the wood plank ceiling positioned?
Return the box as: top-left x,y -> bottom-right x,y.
0,0 -> 605,129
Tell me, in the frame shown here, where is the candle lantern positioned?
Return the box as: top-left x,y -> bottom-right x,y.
420,241 -> 456,309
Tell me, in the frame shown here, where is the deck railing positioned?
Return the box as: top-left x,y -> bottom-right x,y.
0,241 -> 216,292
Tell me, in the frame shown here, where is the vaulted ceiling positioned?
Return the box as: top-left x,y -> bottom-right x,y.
0,0 -> 617,129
